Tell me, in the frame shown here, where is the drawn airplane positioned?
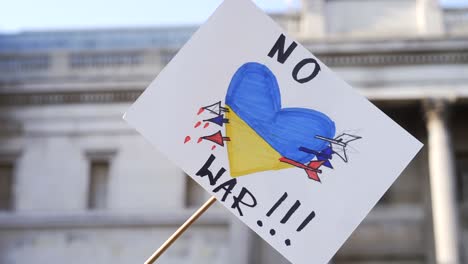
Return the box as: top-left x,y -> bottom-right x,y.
203,114 -> 229,127
299,145 -> 334,168
199,101 -> 229,116
279,157 -> 325,182
200,130 -> 230,147
313,133 -> 361,163
278,133 -> 361,181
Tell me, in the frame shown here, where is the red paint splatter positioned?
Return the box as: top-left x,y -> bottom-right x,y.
197,138 -> 203,143
204,122 -> 210,128
211,145 -> 216,150
197,108 -> 204,115
184,136 -> 191,144
194,121 -> 201,128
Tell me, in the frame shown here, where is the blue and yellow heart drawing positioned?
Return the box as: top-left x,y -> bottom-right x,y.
187,62 -> 361,182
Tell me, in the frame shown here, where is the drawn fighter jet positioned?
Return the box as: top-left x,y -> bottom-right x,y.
198,101 -> 229,116
200,130 -> 230,147
278,133 -> 361,182
299,145 -> 334,168
203,114 -> 229,127
279,157 -> 325,182
314,133 -> 362,163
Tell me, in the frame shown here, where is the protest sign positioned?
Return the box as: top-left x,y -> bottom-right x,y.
124,0 -> 423,263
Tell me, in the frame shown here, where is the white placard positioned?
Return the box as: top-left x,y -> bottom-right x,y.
124,0 -> 423,263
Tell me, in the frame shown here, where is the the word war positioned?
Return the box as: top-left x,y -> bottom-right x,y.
195,154 -> 317,248
195,154 -> 257,217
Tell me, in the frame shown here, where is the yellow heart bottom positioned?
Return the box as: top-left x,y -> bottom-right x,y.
225,105 -> 292,177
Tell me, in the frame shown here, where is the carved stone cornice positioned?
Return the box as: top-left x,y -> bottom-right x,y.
318,50 -> 468,67
0,211 -> 228,229
0,90 -> 142,106
1,47 -> 468,81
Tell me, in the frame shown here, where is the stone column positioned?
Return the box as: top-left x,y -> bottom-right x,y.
425,98 -> 460,264
300,0 -> 325,39
417,0 -> 444,36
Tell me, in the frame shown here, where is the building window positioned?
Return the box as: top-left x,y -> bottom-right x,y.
70,53 -> 142,68
185,176 -> 209,208
0,161 -> 14,210
88,159 -> 110,210
0,55 -> 49,72
160,50 -> 176,65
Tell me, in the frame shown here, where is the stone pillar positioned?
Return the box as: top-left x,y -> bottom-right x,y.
417,0 -> 444,36
425,98 -> 460,264
300,0 -> 325,39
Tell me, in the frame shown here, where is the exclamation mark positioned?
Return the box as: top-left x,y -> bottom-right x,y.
280,200 -> 301,224
296,211 -> 316,232
267,193 -> 301,224
266,192 -> 288,217
260,192 -> 304,247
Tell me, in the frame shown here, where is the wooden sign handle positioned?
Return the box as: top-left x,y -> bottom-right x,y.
144,196 -> 217,264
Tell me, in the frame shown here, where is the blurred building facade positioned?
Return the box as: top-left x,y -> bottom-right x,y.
1,0 -> 468,263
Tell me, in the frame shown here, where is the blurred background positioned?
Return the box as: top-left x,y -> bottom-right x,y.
1,0 -> 468,263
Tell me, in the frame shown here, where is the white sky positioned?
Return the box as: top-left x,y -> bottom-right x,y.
0,0 -> 467,33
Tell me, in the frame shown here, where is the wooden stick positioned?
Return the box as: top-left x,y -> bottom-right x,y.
144,196 -> 217,264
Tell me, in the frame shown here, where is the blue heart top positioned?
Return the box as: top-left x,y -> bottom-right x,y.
225,62 -> 335,163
